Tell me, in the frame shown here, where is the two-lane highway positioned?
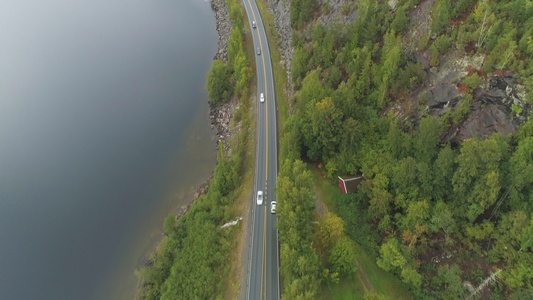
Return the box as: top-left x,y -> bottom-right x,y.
243,0 -> 279,299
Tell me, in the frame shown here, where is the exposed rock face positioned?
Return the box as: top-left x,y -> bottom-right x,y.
265,0 -> 292,71
264,0 -> 295,102
403,0 -> 530,143
405,0 -> 436,52
317,0 -> 357,24
424,68 -> 462,109
453,75 -> 530,142
263,0 -> 531,142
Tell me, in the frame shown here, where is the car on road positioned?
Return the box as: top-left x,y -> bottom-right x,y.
252,20 -> 256,28
260,93 -> 264,102
270,201 -> 276,213
257,190 -> 263,205
256,47 -> 261,55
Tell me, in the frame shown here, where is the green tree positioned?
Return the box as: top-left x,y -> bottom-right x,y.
463,73 -> 482,89
350,46 -> 373,101
452,93 -> 472,124
387,120 -> 412,160
206,59 -> 230,103
290,0 -> 317,29
319,212 -> 344,251
368,173 -> 393,220
363,291 -> 388,300
377,237 -> 406,272
508,137 -> 533,211
283,247 -> 321,299
429,201 -> 456,245
233,49 -> 252,97
413,116 -> 442,163
511,287 -> 533,299
400,200 -> 430,249
307,97 -> 344,160
377,237 -> 421,287
277,159 -> 315,249
213,142 -> 239,196
391,157 -> 419,208
163,214 -> 177,236
329,237 -> 358,277
401,266 -> 422,288
432,264 -> 465,300
452,136 -> 506,222
492,212 -> 533,288
297,69 -> 328,111
391,6 -> 410,34
377,31 -> 403,108
482,29 -> 517,72
227,26 -> 243,65
311,22 -> 336,68
397,61 -> 426,91
292,45 -> 310,87
432,0 -> 450,35
278,159 -> 321,298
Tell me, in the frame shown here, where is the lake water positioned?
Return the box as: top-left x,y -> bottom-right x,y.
0,0 -> 218,298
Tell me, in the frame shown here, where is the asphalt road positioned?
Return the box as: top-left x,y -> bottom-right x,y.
243,0 -> 280,299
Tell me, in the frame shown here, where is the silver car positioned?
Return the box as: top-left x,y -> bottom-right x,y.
270,201 -> 276,214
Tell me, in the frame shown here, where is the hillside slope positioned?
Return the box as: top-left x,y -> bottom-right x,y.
267,0 -> 533,299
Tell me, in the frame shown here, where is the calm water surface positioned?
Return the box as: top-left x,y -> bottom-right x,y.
0,0 -> 217,299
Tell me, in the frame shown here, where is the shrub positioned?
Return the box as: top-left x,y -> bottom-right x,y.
463,73 -> 482,89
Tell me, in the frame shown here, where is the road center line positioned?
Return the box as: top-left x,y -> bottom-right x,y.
246,0 -> 269,182
247,1 -> 271,298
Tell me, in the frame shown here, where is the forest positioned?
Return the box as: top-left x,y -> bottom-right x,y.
275,0 -> 533,299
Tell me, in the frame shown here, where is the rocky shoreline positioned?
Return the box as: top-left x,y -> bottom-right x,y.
145,0 -> 233,242
209,0 -> 236,149
185,0 -> 234,208
211,0 -> 232,62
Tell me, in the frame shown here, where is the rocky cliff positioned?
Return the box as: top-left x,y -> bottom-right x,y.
264,0 -> 531,142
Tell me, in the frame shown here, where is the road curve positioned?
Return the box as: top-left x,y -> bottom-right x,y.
242,0 -> 280,299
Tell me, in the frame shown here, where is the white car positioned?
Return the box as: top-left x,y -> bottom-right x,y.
260,93 -> 264,103
270,201 -> 276,214
257,190 -> 263,205
252,20 -> 256,28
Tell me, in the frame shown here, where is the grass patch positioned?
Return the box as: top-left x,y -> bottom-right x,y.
310,166 -> 412,300
318,278 -> 366,300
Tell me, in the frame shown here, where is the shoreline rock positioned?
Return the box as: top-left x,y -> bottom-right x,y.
147,1 -> 233,244
211,0 -> 232,62
209,0 -> 235,150
138,0 -> 234,273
